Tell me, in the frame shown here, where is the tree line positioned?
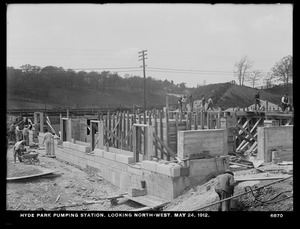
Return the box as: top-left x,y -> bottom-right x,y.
7,65 -> 185,99
233,55 -> 293,88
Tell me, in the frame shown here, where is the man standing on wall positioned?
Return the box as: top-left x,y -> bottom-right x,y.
281,94 -> 291,112
254,90 -> 261,110
214,170 -> 235,211
201,95 -> 206,111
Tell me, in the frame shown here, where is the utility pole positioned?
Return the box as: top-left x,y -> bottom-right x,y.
138,50 -> 148,124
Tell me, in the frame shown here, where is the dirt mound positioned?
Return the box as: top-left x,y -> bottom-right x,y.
192,83 -> 282,109
163,167 -> 293,211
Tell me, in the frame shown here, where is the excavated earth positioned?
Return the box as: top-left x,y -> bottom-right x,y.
6,147 -> 143,211
6,146 -> 293,212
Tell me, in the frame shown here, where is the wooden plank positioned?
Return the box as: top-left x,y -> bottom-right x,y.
236,117 -> 262,151
159,111 -> 164,159
146,126 -> 153,160
238,117 -> 251,135
130,202 -> 169,211
7,170 -> 56,181
194,112 -> 198,130
237,123 -> 257,141
124,194 -> 166,208
104,126 -> 129,149
154,113 -> 158,158
207,112 -> 210,129
235,175 -> 290,182
133,126 -> 138,162
153,132 -> 176,158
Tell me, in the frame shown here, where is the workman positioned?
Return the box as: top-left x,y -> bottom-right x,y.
42,128 -> 53,155
178,96 -> 183,112
281,94 -> 290,112
254,90 -> 261,110
207,97 -> 213,111
201,95 -> 206,111
13,140 -> 26,163
22,125 -> 29,146
15,125 -> 21,142
9,123 -> 15,142
214,170 -> 235,211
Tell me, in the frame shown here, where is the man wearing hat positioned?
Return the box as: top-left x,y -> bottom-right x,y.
214,170 -> 235,211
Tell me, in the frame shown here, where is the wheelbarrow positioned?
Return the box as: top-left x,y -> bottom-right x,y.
20,151 -> 40,165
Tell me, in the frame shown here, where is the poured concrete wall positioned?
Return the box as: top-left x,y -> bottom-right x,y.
177,129 -> 228,159
257,125 -> 293,162
54,140 -> 229,201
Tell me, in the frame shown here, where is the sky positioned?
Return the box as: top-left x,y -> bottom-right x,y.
7,3 -> 293,87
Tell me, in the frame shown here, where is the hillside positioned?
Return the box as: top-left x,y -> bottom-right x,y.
7,87 -> 170,110
7,83 -> 290,110
192,83 -> 283,109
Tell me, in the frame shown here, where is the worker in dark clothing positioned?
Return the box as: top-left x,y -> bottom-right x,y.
215,170 -> 235,211
201,95 -> 206,111
281,94 -> 291,112
178,96 -> 183,112
188,94 -> 193,111
254,90 -> 261,110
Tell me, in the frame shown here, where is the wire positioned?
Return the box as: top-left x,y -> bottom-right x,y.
244,186 -> 293,204
73,67 -> 140,70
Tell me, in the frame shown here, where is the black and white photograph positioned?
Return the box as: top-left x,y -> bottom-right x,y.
6,3 -> 293,223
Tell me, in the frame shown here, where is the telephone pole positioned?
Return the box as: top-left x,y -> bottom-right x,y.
138,50 -> 148,123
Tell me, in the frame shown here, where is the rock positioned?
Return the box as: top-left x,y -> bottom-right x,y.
81,187 -> 86,190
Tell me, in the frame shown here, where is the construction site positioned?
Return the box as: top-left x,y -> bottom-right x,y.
6,93 -> 294,212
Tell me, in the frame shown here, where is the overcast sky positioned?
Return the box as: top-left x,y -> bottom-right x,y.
7,3 -> 293,87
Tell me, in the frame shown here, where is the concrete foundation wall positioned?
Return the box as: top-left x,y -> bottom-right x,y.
257,125 -> 293,162
177,129 -> 228,159
54,139 -> 229,201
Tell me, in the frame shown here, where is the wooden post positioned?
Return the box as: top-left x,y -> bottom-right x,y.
67,118 -> 71,142
201,111 -> 204,129
194,112 -> 198,130
133,126 -> 138,162
67,109 -> 69,119
159,111 -> 164,159
207,112 -> 210,129
120,112 -> 123,149
154,113 -> 158,158
175,112 -> 178,152
217,111 -> 221,129
166,108 -> 170,150
166,94 -> 169,111
59,114 -> 63,141
99,121 -> 104,149
40,112 -> 44,133
112,113 -> 115,146
138,113 -> 142,124
146,125 -> 153,160
189,112 -> 192,130
265,101 -> 269,121
108,111 -> 111,136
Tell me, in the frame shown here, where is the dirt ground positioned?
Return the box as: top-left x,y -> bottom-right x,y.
6,145 -> 293,212
6,147 -> 143,211
163,166 -> 293,211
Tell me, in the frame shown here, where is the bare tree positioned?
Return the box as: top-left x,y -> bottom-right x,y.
272,55 -> 293,87
263,72 -> 275,88
233,56 -> 254,85
246,69 -> 263,88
